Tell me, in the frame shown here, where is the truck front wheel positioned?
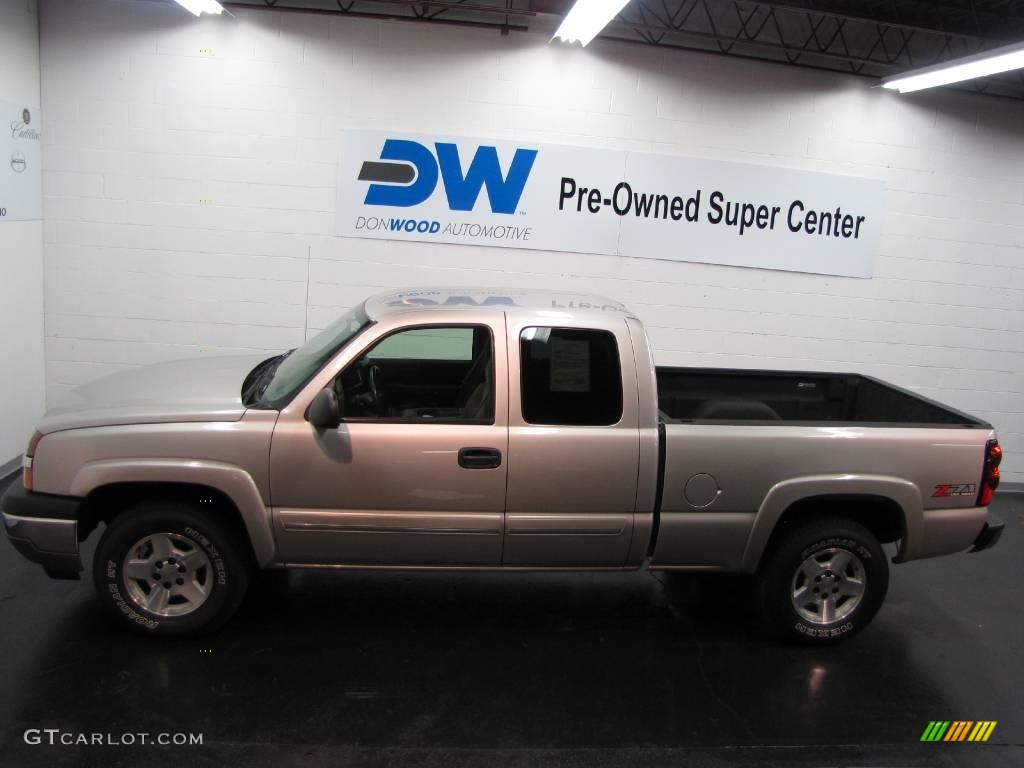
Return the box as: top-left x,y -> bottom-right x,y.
755,517 -> 888,644
93,502 -> 249,636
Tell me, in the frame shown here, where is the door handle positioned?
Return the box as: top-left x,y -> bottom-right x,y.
458,447 -> 502,469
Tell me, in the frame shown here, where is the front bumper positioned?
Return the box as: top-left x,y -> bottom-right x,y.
969,514 -> 1004,553
1,478 -> 84,579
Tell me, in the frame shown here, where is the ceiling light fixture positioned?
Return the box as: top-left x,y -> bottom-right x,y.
552,0 -> 631,47
173,0 -> 225,16
881,39 -> 1024,93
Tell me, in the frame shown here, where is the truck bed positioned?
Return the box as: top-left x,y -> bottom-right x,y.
656,367 -> 988,428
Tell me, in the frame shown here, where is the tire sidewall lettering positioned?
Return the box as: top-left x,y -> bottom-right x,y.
794,620 -> 855,638
800,537 -> 871,562
104,561 -> 159,630
185,526 -> 228,585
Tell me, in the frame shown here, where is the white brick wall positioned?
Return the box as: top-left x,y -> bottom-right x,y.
39,0 -> 1024,483
0,0 -> 45,466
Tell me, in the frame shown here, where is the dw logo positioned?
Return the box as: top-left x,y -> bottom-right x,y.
358,139 -> 538,214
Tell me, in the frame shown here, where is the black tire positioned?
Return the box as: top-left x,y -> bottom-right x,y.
93,502 -> 249,636
754,516 -> 888,644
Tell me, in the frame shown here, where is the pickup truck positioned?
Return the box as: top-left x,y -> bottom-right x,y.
1,288 -> 1004,642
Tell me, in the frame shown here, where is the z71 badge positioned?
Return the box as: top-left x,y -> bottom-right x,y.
932,483 -> 977,498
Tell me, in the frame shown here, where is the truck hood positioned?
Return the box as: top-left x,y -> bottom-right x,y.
37,353 -> 274,434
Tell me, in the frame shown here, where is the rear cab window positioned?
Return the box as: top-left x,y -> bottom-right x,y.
519,327 -> 623,426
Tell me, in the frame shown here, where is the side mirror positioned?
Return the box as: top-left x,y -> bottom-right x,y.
307,388 -> 341,431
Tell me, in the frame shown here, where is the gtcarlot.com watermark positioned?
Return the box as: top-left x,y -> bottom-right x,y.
24,729 -> 202,746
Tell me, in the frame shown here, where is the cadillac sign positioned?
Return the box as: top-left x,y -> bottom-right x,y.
1,101 -> 42,221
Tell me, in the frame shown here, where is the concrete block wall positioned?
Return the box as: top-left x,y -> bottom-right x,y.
0,0 -> 45,466
39,0 -> 1024,483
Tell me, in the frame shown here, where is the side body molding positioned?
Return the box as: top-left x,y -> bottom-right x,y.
71,459 -> 276,567
740,474 -> 922,572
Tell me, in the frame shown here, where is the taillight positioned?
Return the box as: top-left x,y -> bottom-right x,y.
23,431 -> 42,492
978,438 -> 1002,507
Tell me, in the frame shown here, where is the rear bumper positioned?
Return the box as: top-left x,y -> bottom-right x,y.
1,478 -> 83,579
970,514 -> 1004,553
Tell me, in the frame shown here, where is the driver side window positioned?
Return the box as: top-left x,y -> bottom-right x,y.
337,325 -> 494,423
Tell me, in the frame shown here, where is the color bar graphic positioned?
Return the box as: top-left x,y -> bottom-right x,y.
921,720 -> 996,742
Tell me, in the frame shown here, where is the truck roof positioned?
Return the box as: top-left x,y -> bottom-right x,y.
363,288 -> 633,322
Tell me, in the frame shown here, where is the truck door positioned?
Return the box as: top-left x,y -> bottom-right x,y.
503,319 -> 640,566
269,320 -> 508,566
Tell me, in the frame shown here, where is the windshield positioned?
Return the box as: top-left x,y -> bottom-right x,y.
259,305 -> 370,408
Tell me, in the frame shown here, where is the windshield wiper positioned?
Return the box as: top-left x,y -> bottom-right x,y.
242,349 -> 294,407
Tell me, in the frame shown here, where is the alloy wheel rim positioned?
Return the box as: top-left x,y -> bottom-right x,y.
122,532 -> 213,617
790,546 -> 866,625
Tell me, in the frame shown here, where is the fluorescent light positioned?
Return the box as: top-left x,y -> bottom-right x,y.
173,0 -> 224,16
552,0 -> 631,47
882,40 -> 1024,93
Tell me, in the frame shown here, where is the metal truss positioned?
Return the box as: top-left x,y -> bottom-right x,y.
229,0 -> 537,33
226,0 -> 1024,99
608,0 -> 1024,98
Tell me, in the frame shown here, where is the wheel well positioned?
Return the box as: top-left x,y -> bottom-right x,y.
764,494 -> 904,558
79,482 -> 258,567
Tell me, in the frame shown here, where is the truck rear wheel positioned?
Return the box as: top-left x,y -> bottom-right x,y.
755,517 -> 888,644
93,502 -> 249,636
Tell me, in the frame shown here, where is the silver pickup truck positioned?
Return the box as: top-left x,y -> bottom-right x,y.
2,288 -> 1004,642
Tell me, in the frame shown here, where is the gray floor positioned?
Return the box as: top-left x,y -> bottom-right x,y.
0,471 -> 1020,767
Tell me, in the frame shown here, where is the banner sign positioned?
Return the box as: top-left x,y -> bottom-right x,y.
0,101 -> 42,222
336,130 -> 882,278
